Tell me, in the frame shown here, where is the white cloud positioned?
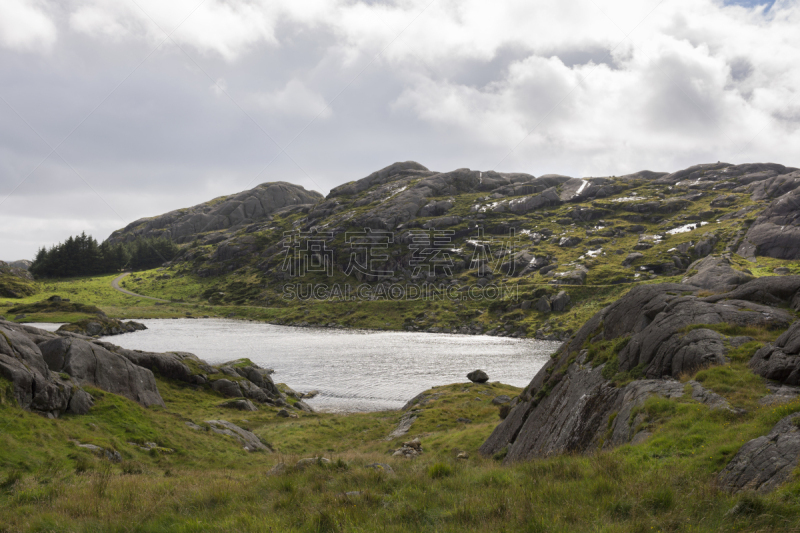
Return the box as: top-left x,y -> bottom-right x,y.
2,0 -> 800,258
0,0 -> 57,52
253,79 -> 331,119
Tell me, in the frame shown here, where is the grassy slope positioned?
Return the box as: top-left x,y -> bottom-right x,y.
4,336 -> 800,532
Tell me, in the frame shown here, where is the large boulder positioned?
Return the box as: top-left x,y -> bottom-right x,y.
467,370 -> 489,383
211,379 -> 242,398
682,256 -> 754,291
96,342 -> 212,384
718,413 -> 800,494
551,291 -> 571,312
0,320 -> 93,416
750,321 -> 800,384
39,337 -> 164,408
738,181 -> 800,259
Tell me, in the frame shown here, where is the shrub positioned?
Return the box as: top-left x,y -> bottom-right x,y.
428,462 -> 453,479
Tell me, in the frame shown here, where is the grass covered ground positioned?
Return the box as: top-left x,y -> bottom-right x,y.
4,335 -> 800,532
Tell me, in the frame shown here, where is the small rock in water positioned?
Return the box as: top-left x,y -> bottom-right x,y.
467,369 -> 489,383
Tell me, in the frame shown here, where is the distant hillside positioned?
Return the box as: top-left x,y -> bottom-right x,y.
107,181 -> 323,245
104,160 -> 800,337
0,261 -> 36,298
3,260 -> 32,271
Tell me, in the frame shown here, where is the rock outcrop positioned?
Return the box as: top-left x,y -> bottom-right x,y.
718,414 -> 800,494
738,181 -> 800,259
39,337 -> 165,408
480,276 -> 799,463
0,261 -> 36,298
58,318 -> 147,337
205,420 -> 270,452
682,256 -> 754,291
0,318 -> 301,417
750,321 -> 800,385
0,320 -> 93,417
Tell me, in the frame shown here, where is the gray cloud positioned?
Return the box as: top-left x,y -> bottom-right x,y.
1,0 -> 799,259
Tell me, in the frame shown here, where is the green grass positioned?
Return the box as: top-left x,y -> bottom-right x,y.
4,370 -> 800,532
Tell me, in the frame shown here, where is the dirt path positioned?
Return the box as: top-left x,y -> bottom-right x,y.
111,273 -> 170,302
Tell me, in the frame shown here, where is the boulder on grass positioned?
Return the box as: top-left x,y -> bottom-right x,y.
467,370 -> 489,383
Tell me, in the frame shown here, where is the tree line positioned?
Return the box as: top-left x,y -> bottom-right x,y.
30,232 -> 179,278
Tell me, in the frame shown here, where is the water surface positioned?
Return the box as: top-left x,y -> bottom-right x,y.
98,319 -> 559,412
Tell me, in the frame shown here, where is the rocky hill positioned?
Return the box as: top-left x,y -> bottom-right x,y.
3,260 -> 31,271
107,181 -> 323,244
105,160 -> 798,320
0,261 -> 36,298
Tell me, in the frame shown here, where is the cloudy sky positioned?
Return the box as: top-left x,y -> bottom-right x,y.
1,0 -> 798,259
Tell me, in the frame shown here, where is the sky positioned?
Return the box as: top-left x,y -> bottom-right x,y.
0,0 -> 798,260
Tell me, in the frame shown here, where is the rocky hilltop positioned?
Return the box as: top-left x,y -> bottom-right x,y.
0,261 -> 35,298
107,181 -> 323,244
88,159 -> 800,339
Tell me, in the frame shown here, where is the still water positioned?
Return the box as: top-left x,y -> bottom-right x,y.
90,319 -> 559,412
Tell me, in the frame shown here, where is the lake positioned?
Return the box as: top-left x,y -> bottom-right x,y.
39,319 -> 560,412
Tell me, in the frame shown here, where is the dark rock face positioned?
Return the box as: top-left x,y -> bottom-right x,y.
610,288 -> 790,380
0,319 -> 296,419
39,337 -> 165,408
682,256 -> 754,291
467,370 -> 489,383
553,267 -> 587,285
750,322 -> 800,384
107,181 -> 323,244
738,182 -> 800,259
98,343 -> 210,384
718,414 -> 800,494
219,399 -> 258,411
0,321 -> 93,417
211,379 -> 242,398
551,291 -> 571,312
480,277 -> 800,463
